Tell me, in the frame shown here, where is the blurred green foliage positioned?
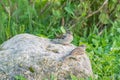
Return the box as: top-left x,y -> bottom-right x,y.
0,0 -> 120,42
0,0 -> 120,80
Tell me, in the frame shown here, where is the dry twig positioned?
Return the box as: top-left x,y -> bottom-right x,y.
71,0 -> 108,28
85,0 -> 108,19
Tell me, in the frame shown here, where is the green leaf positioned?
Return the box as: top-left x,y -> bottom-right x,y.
50,74 -> 57,80
64,3 -> 74,16
70,74 -> 78,80
60,26 -> 66,34
52,9 -> 61,18
117,28 -> 120,33
99,13 -> 109,24
14,75 -> 27,80
115,4 -> 120,18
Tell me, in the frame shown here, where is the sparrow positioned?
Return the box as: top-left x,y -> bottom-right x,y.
52,31 -> 73,45
63,45 -> 86,61
70,45 -> 86,55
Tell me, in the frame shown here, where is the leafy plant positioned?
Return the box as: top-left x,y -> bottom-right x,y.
14,75 -> 27,80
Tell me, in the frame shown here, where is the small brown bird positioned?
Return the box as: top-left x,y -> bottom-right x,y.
62,45 -> 86,61
52,31 -> 73,45
70,45 -> 86,55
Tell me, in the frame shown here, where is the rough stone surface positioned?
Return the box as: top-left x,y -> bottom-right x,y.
0,33 -> 93,80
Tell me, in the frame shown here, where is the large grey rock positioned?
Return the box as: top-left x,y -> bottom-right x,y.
0,33 -> 93,80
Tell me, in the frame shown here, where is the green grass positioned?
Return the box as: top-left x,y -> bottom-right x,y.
0,0 -> 120,80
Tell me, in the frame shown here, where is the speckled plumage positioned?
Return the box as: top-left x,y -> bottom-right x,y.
70,45 -> 86,55
52,31 -> 73,45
